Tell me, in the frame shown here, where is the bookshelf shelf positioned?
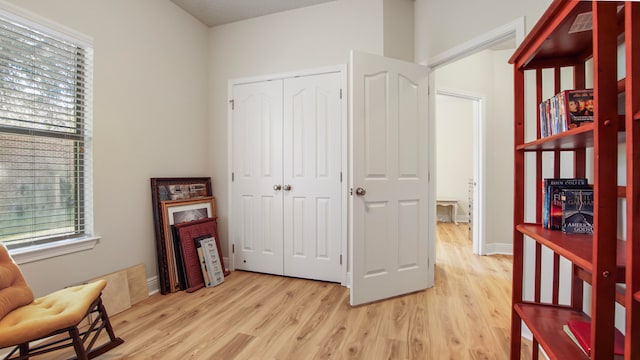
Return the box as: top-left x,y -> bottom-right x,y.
516,224 -> 626,281
509,1 -> 639,359
516,122 -> 625,152
516,123 -> 594,151
514,303 -> 589,360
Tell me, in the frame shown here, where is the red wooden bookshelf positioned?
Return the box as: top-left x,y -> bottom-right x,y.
509,1 -> 639,359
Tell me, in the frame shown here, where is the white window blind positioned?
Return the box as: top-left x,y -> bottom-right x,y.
0,11 -> 93,249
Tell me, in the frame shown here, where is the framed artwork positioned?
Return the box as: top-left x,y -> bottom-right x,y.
174,218 -> 226,293
161,197 -> 216,293
150,177 -> 212,294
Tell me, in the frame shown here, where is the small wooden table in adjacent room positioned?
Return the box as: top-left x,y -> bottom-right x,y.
436,198 -> 458,224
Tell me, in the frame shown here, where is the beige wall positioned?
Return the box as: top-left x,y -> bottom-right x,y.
414,0 -> 551,63
208,0 -> 386,257
3,0 -> 210,296
383,0 -> 414,61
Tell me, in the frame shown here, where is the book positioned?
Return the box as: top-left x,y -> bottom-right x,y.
561,188 -> 594,234
200,237 -> 224,287
550,95 -> 558,135
560,89 -> 594,128
543,178 -> 589,230
563,325 -> 588,356
539,101 -> 548,137
566,320 -> 624,356
539,98 -> 553,137
538,89 -> 593,137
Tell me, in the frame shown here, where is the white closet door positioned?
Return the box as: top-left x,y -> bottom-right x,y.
282,72 -> 343,282
231,80 -> 284,275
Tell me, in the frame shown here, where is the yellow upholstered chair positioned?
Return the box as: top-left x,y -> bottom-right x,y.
0,244 -> 123,359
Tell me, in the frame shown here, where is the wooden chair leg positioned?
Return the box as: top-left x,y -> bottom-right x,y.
69,327 -> 88,360
18,344 -> 28,359
85,296 -> 124,359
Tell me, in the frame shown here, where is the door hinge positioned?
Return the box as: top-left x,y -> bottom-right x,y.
340,172 -> 342,182
350,188 -> 353,196
229,99 -> 235,110
232,244 -> 235,253
340,254 -> 342,265
339,88 -> 342,99
232,172 -> 235,182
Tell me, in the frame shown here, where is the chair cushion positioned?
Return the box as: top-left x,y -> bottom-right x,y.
0,279 -> 106,347
0,244 -> 34,320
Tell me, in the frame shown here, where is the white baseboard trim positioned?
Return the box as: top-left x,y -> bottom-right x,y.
484,243 -> 513,255
146,258 -> 231,296
456,215 -> 470,223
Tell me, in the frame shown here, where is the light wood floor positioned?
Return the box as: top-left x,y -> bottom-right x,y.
27,223 -> 532,359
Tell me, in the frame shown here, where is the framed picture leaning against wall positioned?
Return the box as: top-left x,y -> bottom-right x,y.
150,177 -> 212,294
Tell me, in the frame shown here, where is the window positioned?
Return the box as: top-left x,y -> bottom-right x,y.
0,8 -> 94,252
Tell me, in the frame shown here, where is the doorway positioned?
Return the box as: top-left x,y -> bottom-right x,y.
435,91 -> 483,254
428,18 -> 524,255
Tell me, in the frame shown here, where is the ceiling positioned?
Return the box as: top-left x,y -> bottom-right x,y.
171,0 -> 337,27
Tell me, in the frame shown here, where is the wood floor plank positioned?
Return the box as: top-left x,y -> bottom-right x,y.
11,223 -> 534,359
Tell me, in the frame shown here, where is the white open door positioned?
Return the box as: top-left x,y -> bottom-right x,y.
350,51 -> 433,306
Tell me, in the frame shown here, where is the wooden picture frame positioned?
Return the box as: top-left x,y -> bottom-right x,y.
161,196 -> 216,293
150,177 -> 211,294
174,218 -> 226,292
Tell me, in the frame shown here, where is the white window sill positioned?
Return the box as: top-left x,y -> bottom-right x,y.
9,236 -> 100,265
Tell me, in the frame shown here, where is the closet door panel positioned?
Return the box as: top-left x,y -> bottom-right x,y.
283,72 -> 342,282
231,80 -> 284,275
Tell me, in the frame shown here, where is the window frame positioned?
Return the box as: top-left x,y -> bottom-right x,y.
0,1 -> 98,264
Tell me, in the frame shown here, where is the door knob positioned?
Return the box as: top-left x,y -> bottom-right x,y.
355,187 -> 366,196
283,184 -> 292,191
273,184 -> 282,191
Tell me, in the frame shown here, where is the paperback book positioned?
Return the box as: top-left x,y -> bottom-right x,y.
561,188 -> 594,234
542,178 -> 589,230
564,320 -> 624,356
